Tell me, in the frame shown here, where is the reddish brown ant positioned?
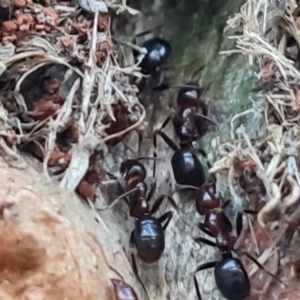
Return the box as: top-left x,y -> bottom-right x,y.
100,157 -> 177,296
193,182 -> 281,300
117,159 -> 177,263
154,81 -> 218,145
152,82 -> 218,188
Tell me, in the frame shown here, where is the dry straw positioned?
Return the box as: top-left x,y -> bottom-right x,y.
212,0 -> 300,227
0,0 -> 146,198
209,0 -> 300,292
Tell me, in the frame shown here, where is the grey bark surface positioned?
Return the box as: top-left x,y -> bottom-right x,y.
106,1 -> 254,299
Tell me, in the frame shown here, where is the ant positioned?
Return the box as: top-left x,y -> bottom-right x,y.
113,29 -> 172,85
153,129 -> 206,187
128,31 -> 172,92
155,81 -> 217,145
133,37 -> 172,77
193,182 -> 280,300
100,157 -> 177,267
152,82 -> 218,188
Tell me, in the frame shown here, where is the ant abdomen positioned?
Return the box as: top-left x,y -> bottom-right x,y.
214,257 -> 250,300
134,216 -> 165,263
171,148 -> 206,187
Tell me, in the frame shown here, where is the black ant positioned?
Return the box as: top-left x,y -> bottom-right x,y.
112,28 -> 172,84
100,158 -> 177,266
127,30 -> 172,93
133,37 -> 172,77
153,129 -> 206,187
152,82 -> 216,187
155,81 -> 218,145
193,182 -> 280,300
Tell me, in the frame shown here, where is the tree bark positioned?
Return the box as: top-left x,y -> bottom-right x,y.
0,155 -> 145,300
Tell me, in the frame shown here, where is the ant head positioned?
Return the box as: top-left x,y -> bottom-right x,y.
196,183 -> 220,215
120,159 -> 146,179
177,82 -> 203,107
133,38 -> 172,75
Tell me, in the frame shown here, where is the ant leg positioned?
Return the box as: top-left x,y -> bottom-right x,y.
129,230 -> 135,250
194,113 -> 218,128
191,65 -> 206,81
160,114 -> 173,131
196,148 -> 207,158
150,195 -> 178,215
234,248 -> 283,284
135,26 -> 163,38
195,148 -> 211,170
194,237 -> 217,248
101,165 -> 119,184
243,209 -> 258,215
153,113 -> 176,178
105,171 -> 118,180
138,132 -> 143,157
197,223 -> 214,238
221,199 -> 231,209
136,156 -> 160,161
193,275 -> 202,300
152,82 -> 171,91
129,231 -> 150,300
153,83 -> 203,92
98,188 -> 137,211
172,116 -> 181,137
195,261 -> 217,272
193,116 -> 208,141
121,133 -> 147,157
194,261 -> 217,300
112,37 -> 144,54
175,185 -> 199,191
173,84 -> 203,90
153,129 -> 178,178
137,145 -> 158,204
101,178 -> 119,186
154,130 -> 178,152
236,209 -> 257,248
236,212 -> 243,237
146,180 -> 157,203
278,225 -> 295,249
129,231 -> 139,279
121,140 -> 136,155
158,211 -> 173,231
194,148 -> 217,183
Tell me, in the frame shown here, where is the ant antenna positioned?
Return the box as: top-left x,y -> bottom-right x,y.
234,248 -> 284,285
130,253 -> 151,300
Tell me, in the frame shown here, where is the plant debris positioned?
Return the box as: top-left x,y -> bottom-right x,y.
3,0 -> 300,298
211,0 -> 300,298
0,0 -> 146,201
